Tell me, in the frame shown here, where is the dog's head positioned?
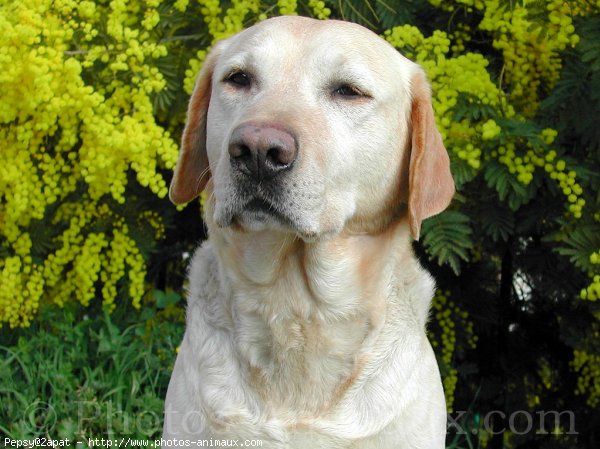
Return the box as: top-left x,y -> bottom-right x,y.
170,16 -> 454,241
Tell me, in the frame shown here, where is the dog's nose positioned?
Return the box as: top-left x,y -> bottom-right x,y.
229,123 -> 298,180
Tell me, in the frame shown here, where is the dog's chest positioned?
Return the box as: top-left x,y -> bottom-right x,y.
229,254 -> 379,416
175,239 -> 444,448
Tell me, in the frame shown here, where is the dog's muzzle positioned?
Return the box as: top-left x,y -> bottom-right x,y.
218,122 -> 319,238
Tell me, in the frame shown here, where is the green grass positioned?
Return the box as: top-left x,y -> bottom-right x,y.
0,294 -> 184,444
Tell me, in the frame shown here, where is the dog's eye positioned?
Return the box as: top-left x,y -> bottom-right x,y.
334,84 -> 363,98
225,71 -> 251,87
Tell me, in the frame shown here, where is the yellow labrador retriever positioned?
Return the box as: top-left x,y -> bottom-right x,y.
163,16 -> 454,449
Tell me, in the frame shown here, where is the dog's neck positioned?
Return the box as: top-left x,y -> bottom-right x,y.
205,209 -> 422,417
208,211 -> 414,310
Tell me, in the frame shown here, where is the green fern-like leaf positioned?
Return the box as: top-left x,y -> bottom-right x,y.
541,15 -> 600,156
552,224 -> 600,272
330,0 -> 418,31
421,210 -> 473,275
153,54 -> 180,116
375,0 -> 417,28
453,93 -> 497,122
450,158 -> 478,189
333,0 -> 379,29
480,203 -> 515,242
484,160 -> 537,210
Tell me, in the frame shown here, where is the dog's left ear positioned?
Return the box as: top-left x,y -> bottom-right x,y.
169,44 -> 224,205
407,70 -> 455,241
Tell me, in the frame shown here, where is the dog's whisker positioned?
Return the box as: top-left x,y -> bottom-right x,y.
194,166 -> 211,194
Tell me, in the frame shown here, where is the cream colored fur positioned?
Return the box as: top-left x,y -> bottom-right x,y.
163,16 -> 454,449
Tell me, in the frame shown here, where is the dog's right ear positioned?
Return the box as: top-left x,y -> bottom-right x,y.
169,46 -> 223,205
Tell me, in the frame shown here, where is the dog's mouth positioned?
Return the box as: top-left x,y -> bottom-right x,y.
236,198 -> 321,241
214,186 -> 323,241
233,196 -> 293,227
244,198 -> 278,214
